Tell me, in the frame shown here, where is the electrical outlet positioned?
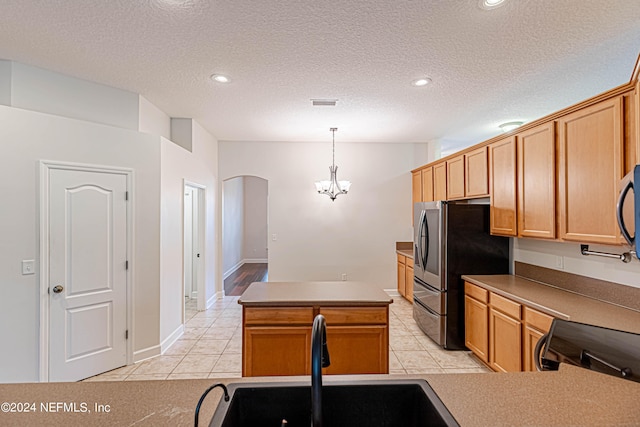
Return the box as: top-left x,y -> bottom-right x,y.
341,273 -> 347,281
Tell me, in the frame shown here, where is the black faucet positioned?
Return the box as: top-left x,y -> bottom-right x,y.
311,314 -> 331,427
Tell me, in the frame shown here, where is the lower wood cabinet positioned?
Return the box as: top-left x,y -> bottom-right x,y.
242,305 -> 389,377
464,281 -> 555,373
523,306 -> 554,372
396,253 -> 414,303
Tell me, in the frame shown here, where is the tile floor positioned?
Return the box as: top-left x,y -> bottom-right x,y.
84,293 -> 490,382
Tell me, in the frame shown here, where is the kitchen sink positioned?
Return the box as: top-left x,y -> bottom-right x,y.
208,379 -> 459,426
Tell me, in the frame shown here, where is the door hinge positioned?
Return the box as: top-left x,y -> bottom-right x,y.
125,191 -> 129,201
125,330 -> 129,340
125,260 -> 129,270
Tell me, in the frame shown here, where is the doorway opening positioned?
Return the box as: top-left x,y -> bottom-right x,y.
222,176 -> 269,296
184,181 -> 206,322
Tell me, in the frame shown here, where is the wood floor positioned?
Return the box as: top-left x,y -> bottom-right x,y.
224,263 -> 268,296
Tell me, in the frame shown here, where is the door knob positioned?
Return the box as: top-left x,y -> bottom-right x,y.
52,285 -> 64,293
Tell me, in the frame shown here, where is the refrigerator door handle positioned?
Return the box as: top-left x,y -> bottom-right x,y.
417,209 -> 426,270
616,174 -> 635,246
422,209 -> 429,271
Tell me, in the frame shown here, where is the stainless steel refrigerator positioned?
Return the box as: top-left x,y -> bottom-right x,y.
413,201 -> 509,350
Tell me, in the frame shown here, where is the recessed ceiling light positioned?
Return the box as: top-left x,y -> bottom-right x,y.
411,78 -> 432,87
499,121 -> 523,132
210,74 -> 231,83
479,0 -> 506,10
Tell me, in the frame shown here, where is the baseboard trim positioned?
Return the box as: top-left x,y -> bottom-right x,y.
160,324 -> 184,355
207,292 -> 220,309
223,260 -> 244,280
223,258 -> 268,280
244,258 -> 267,264
133,344 -> 161,363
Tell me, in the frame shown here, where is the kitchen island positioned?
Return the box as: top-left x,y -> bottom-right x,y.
238,281 -> 393,376
1,365 -> 638,426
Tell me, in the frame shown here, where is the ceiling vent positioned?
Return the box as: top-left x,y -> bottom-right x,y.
311,99 -> 338,106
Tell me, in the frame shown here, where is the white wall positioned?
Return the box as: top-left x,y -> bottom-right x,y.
219,141 -> 419,288
513,239 -> 640,289
7,61 -> 140,130
223,177 -> 244,275
243,176 -> 268,261
160,120 -> 219,347
0,105 -> 161,382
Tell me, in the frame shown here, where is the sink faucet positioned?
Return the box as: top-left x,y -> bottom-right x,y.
311,314 -> 330,427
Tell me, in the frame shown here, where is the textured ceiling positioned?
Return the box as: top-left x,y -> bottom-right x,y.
0,0 -> 638,154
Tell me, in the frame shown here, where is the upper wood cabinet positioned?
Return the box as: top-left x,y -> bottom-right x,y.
557,97 -> 624,245
433,162 -> 447,201
465,146 -> 489,198
412,170 -> 422,207
446,155 -> 465,200
517,122 -> 557,239
489,136 -> 517,236
421,166 -> 434,202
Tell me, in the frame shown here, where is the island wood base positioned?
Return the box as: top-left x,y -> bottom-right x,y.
242,305 -> 389,377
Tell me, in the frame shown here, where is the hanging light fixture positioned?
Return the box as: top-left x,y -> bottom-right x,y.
315,127 -> 351,201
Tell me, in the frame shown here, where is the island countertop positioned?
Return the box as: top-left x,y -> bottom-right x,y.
1,365 -> 639,426
238,281 -> 393,307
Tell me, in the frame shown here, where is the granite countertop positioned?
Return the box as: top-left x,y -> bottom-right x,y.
463,274 -> 640,334
396,248 -> 413,258
238,281 -> 393,307
1,365 -> 639,426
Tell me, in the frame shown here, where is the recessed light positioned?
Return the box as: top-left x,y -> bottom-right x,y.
499,121 -> 523,132
411,78 -> 432,87
479,0 -> 506,10
211,74 -> 231,83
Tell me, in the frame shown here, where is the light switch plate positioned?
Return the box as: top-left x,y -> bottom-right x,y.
22,260 -> 35,275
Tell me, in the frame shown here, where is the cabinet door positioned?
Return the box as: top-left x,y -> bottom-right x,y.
447,155 -> 465,200
557,97 -> 624,244
464,295 -> 489,364
523,325 -> 545,372
523,307 -> 554,372
397,255 -> 406,297
421,166 -> 434,202
325,326 -> 388,374
433,162 -> 447,201
517,122 -> 556,239
489,136 -> 517,236
243,326 -> 311,376
465,146 -> 489,198
405,259 -> 414,302
412,170 -> 422,205
489,308 -> 522,373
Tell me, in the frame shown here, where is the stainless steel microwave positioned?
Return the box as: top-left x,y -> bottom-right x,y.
617,164 -> 639,260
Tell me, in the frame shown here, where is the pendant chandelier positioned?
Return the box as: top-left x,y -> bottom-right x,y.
315,127 -> 351,201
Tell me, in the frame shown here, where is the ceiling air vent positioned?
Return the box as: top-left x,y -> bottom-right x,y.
311,99 -> 338,106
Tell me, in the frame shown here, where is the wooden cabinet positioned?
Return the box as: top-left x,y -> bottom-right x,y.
449,149 -> 489,200
489,293 -> 522,373
465,281 -> 558,373
243,307 -> 314,376
396,253 -> 413,302
464,282 -> 489,364
412,170 -> 422,207
523,306 -> 554,372
397,254 -> 406,297
465,146 -> 489,198
517,122 -> 557,239
557,97 -> 624,245
243,305 -> 389,376
446,155 -> 465,200
433,162 -> 447,201
405,257 -> 414,302
489,136 -> 517,236
421,166 -> 434,202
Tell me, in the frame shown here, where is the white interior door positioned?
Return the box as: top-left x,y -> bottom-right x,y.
48,168 -> 128,382
184,188 -> 194,300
